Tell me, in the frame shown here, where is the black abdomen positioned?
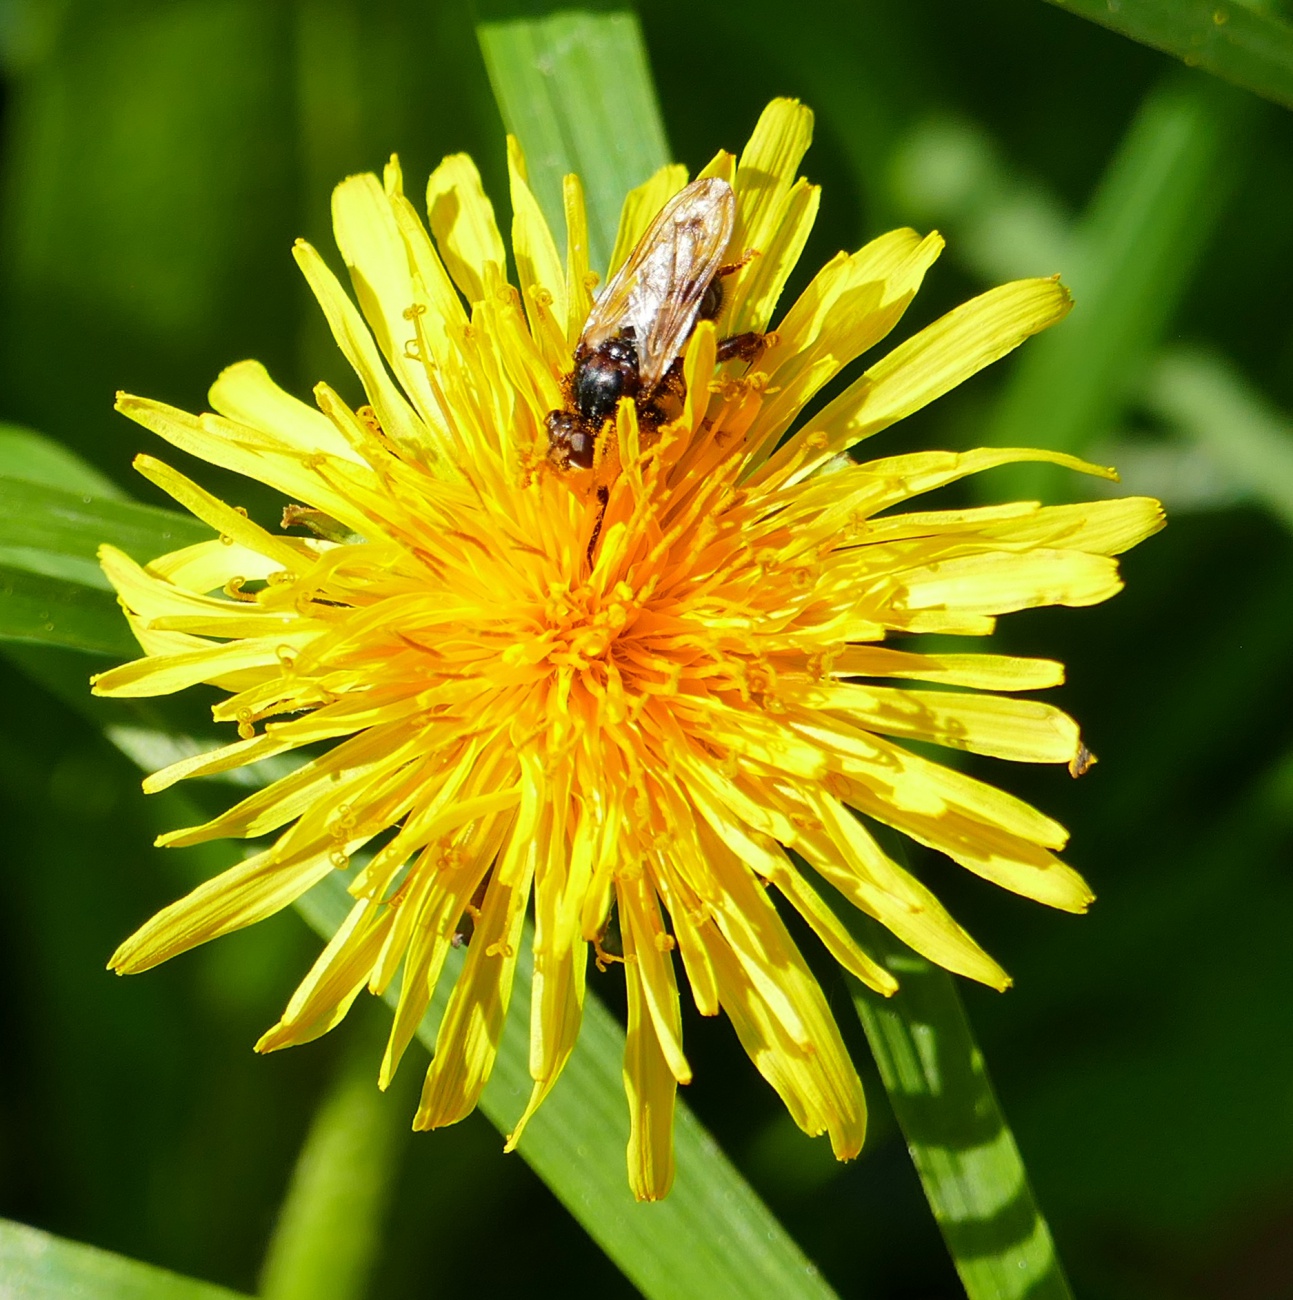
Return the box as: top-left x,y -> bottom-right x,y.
573,335 -> 640,424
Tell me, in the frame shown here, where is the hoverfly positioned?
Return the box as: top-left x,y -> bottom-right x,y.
545,176 -> 764,471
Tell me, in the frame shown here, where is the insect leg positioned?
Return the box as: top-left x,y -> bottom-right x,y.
715,331 -> 767,366
586,484 -> 610,568
699,250 -> 760,321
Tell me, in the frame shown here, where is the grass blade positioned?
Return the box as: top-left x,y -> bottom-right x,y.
0,563 -> 134,655
476,5 -> 669,271
848,917 -> 1074,1300
0,422 -> 129,497
1142,346 -> 1293,529
985,74 -> 1248,500
0,475 -> 209,565
259,1016 -> 412,1300
297,875 -> 838,1300
0,1217 -> 246,1299
1040,0 -> 1293,111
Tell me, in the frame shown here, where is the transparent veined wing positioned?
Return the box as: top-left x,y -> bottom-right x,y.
581,177 -> 735,390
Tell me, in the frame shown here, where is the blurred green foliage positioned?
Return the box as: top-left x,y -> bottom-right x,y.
1,1 -> 1292,1297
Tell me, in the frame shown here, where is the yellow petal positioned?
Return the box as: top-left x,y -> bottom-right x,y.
506,136 -> 567,359
331,171 -> 447,436
745,230 -> 945,463
619,874 -> 690,1084
790,680 -> 1082,764
806,795 -> 1011,990
506,772 -> 588,1148
91,633 -> 307,699
131,457 -> 309,571
210,360 -> 359,462
506,935 -> 585,1150
414,787 -> 541,1129
764,277 -> 1073,482
763,852 -> 898,995
839,769 -> 1092,912
425,153 -> 506,304
724,179 -> 819,336
109,839 -> 353,974
157,724 -> 415,848
256,897 -> 391,1052
149,538 -> 278,594
723,99 -> 816,333
892,548 -> 1123,615
794,715 -> 1069,848
563,172 -> 593,343
653,856 -> 719,1018
732,98 -> 813,248
292,239 -> 428,457
114,394 -> 381,538
831,647 -> 1066,691
703,916 -> 866,1160
379,841 -> 500,1088
980,496 -> 1166,556
623,952 -> 677,1201
388,190 -> 469,352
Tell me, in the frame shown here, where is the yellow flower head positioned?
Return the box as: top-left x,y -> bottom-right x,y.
94,100 -> 1162,1200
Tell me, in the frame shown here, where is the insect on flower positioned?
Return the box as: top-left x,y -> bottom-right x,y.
545,176 -> 765,471
93,98 -> 1166,1202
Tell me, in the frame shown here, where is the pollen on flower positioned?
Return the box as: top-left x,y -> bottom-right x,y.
93,96 -> 1162,1202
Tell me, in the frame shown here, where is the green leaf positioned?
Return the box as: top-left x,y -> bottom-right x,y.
0,423 -> 128,497
0,1217 -> 246,1299
297,875 -> 838,1300
0,454 -> 207,655
0,563 -> 134,655
848,918 -> 1074,1300
259,1015 -> 413,1300
0,475 -> 210,566
1040,0 -> 1293,111
476,5 -> 670,271
985,73 -> 1249,500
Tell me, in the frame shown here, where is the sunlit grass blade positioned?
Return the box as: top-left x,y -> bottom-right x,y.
848,917 -> 1074,1300
260,1015 -> 412,1300
297,873 -> 838,1300
1041,0 -> 1293,110
0,1217 -> 246,1299
986,73 -> 1248,500
476,5 -> 669,272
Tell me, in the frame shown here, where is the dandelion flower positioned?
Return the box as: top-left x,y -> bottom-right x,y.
94,99 -> 1163,1199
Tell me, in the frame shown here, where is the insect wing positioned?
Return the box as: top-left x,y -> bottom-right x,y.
582,177 -> 735,390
